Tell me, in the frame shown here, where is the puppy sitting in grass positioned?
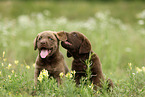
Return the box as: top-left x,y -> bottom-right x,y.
60,31 -> 113,90
34,31 -> 69,86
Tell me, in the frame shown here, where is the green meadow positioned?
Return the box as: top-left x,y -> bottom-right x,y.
0,1 -> 145,96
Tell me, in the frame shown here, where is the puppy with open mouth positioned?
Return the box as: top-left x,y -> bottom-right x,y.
34,31 -> 69,86
60,31 -> 113,90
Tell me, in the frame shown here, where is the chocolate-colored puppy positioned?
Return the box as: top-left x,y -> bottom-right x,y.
60,31 -> 113,90
34,31 -> 69,86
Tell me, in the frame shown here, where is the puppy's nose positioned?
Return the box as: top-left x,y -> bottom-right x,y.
41,41 -> 46,45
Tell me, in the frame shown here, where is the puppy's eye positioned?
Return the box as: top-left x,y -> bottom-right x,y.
48,37 -> 53,40
39,37 -> 42,40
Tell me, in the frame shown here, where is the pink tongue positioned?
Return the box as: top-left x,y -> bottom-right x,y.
40,50 -> 50,58
65,41 -> 72,45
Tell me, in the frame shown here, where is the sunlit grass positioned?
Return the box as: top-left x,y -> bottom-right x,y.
0,51 -> 145,96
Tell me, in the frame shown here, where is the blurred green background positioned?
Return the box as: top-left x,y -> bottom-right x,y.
0,1 -> 145,80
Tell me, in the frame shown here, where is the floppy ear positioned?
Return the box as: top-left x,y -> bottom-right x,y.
55,31 -> 67,41
67,51 -> 72,58
79,37 -> 91,54
34,35 -> 39,50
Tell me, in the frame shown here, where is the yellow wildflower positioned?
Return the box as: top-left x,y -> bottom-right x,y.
14,60 -> 19,65
59,72 -> 64,78
12,70 -> 14,74
88,83 -> 94,90
26,65 -> 30,69
42,69 -> 49,78
38,69 -> 49,82
37,69 -> 49,83
1,63 -> 4,66
0,71 -> 1,76
8,92 -> 11,96
66,72 -> 73,78
128,63 -> 132,70
3,51 -> 5,58
7,63 -> 12,69
33,63 -> 35,68
39,71 -> 43,76
38,72 -> 43,83
142,67 -> 145,72
8,63 -> 12,67
71,70 -> 76,75
136,67 -> 142,73
97,91 -> 100,94
8,75 -> 11,79
38,76 -> 43,83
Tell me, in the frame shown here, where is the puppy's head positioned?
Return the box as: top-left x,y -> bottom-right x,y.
34,31 -> 67,59
61,31 -> 91,57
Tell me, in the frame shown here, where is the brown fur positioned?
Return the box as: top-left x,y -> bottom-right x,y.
34,31 -> 69,86
60,31 -> 113,90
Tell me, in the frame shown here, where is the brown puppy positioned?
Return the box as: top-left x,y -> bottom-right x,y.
60,31 -> 113,90
34,31 -> 69,86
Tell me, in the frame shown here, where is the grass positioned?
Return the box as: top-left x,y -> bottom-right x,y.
0,1 -> 145,96
0,52 -> 145,96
